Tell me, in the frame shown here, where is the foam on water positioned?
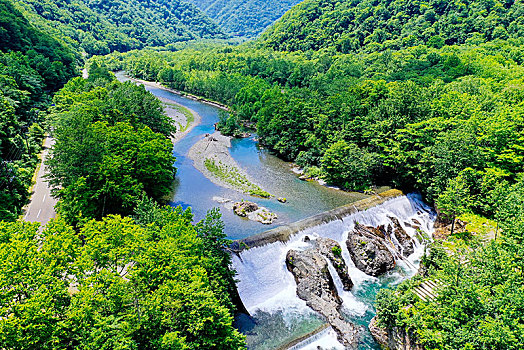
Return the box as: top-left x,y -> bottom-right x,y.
290,327 -> 344,350
234,193 -> 435,349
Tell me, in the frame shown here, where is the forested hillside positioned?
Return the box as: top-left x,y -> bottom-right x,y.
0,0 -> 76,221
188,0 -> 302,37
261,0 -> 524,52
13,0 -> 227,56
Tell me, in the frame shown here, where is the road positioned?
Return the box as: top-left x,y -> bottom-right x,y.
24,135 -> 57,226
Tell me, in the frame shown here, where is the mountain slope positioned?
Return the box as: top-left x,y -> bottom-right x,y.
14,0 -> 227,55
0,0 -> 77,221
260,0 -> 524,52
188,0 -> 303,37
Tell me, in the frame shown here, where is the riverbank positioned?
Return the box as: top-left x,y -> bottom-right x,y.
158,97 -> 201,144
188,132 -> 272,197
121,73 -> 230,111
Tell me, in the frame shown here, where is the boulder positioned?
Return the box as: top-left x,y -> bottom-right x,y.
233,201 -> 259,217
346,224 -> 395,277
286,249 -> 360,348
233,201 -> 277,224
277,197 -> 287,203
316,238 -> 353,290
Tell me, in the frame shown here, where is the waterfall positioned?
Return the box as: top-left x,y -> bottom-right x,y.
287,327 -> 344,350
233,193 -> 435,348
324,257 -> 367,316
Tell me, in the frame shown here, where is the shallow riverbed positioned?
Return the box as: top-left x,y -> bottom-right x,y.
116,72 -> 369,239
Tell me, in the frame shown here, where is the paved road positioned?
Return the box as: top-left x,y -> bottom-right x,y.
24,135 -> 57,226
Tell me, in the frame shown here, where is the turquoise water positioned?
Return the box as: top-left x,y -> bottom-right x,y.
116,72 -> 367,239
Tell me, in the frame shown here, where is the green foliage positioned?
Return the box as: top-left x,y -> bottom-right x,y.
260,0 -> 524,53
188,0 -> 302,38
0,0 -> 77,221
375,177 -> 524,349
436,174 -> 472,234
13,0 -> 227,56
217,110 -> 240,136
0,210 -> 245,349
47,71 -> 176,226
321,140 -> 378,191
107,37 -> 524,217
331,245 -> 342,258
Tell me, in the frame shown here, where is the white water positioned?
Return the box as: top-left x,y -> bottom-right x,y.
289,327 -> 344,350
233,193 -> 435,349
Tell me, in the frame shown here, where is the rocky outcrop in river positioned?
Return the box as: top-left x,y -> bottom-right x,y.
346,219 -> 416,277
233,201 -> 278,224
316,238 -> 353,290
346,224 -> 396,277
388,217 -> 415,257
286,248 -> 360,348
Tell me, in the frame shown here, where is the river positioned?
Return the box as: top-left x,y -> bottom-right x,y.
115,72 -> 370,239
115,72 -> 435,349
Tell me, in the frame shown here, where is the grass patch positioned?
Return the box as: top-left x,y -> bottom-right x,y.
204,158 -> 271,198
459,213 -> 499,241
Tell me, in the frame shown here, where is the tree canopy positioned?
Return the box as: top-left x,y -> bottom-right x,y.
0,0 -> 77,221
13,0 -> 227,56
187,0 -> 302,38
46,66 -> 176,227
260,0 -> 524,53
0,204 -> 245,349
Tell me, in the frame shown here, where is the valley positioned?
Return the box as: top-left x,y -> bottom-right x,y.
1,0 -> 524,349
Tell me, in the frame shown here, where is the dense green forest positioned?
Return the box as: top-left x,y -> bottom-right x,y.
3,0 -> 524,347
187,0 -> 302,38
260,0 -> 524,53
0,202 -> 245,349
46,65 -> 176,227
0,0 -> 77,221
99,2 -> 524,346
13,0 -> 226,56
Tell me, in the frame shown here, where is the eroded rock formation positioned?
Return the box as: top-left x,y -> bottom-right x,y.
286,248 -> 360,348
316,238 -> 353,290
346,224 -> 396,277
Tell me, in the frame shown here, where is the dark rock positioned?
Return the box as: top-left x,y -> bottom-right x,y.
277,197 -> 287,203
387,217 -> 415,257
233,201 -> 258,217
286,249 -> 360,348
346,224 -> 395,277
316,238 -> 353,290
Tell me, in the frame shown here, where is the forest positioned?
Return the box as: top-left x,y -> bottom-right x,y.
376,177 -> 524,348
97,0 -> 524,346
0,1 -> 245,348
187,0 -> 302,38
105,37 -> 524,217
0,203 -> 245,349
13,0 -> 226,56
0,0 -> 76,221
2,0 -> 524,347
261,0 -> 524,53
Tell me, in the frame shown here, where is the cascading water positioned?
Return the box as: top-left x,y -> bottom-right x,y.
232,193 -> 436,349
